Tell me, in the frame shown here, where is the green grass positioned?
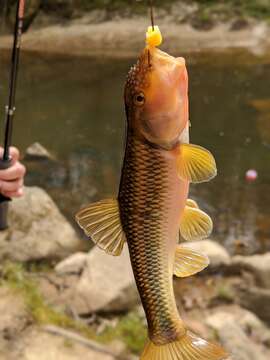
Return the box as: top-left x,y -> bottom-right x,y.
75,0 -> 177,13
100,312 -> 147,354
216,283 -> 234,303
196,0 -> 270,20
0,261 -> 146,354
6,0 -> 270,26
77,0 -> 270,20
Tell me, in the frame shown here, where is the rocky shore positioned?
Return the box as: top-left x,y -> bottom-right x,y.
0,2 -> 270,64
0,186 -> 270,359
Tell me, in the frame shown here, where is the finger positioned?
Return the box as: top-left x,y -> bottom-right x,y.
10,147 -> 20,162
0,178 -> 24,193
2,187 -> 24,198
0,147 -> 20,164
0,162 -> 26,181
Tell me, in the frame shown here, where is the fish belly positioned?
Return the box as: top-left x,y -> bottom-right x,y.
119,135 -> 188,345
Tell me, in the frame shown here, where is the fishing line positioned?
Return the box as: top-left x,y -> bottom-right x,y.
136,0 -> 155,29
149,0 -> 155,30
147,0 -> 155,67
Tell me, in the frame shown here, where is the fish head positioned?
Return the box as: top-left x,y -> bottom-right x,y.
125,47 -> 189,148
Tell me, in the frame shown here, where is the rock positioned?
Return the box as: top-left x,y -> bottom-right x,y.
25,142 -> 54,161
0,186 -> 84,262
183,240 -> 231,268
55,246 -> 139,315
41,0 -> 75,19
3,326 -> 118,360
230,18 -> 250,31
55,252 -> 88,275
171,2 -> 198,23
232,253 -> 270,288
237,308 -> 270,346
0,287 -> 29,339
235,284 -> 270,325
206,306 -> 270,360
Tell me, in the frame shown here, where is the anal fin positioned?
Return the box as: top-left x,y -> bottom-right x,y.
75,199 -> 126,256
174,245 -> 209,277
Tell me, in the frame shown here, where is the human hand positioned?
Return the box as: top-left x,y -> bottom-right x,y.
0,147 -> 26,198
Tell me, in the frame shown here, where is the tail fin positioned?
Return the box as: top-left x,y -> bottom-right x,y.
141,331 -> 228,360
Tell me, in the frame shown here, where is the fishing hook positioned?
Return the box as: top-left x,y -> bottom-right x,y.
148,49 -> 151,67
147,0 -> 155,67
149,0 -> 155,30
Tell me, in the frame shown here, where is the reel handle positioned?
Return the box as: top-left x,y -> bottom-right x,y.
0,158 -> 12,230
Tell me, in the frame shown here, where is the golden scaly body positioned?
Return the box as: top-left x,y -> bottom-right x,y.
119,132 -> 188,345
76,40 -> 228,359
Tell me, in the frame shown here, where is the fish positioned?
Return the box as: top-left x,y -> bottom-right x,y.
76,26 -> 228,360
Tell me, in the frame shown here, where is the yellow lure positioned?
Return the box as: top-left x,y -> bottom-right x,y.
146,25 -> 162,47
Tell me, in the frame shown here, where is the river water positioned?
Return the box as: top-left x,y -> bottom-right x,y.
0,50 -> 269,255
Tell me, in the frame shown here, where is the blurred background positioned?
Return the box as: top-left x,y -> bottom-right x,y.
0,1 -> 270,359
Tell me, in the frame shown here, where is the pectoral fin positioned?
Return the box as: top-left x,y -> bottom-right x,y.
177,143 -> 217,183
75,199 -> 126,256
186,198 -> 199,208
174,245 -> 209,277
180,205 -> 213,241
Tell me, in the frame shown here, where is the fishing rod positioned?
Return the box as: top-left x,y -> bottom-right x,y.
0,0 -> 25,230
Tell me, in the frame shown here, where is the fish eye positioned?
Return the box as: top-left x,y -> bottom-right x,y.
134,92 -> 145,106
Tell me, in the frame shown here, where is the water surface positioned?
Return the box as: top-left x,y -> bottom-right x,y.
0,50 -> 269,255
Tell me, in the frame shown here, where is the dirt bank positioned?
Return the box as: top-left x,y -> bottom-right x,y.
1,16 -> 270,64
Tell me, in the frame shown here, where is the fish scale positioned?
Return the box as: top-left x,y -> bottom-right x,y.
119,134 -> 185,345
76,36 -> 227,360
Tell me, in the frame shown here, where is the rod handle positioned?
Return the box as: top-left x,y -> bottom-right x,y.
0,158 -> 12,230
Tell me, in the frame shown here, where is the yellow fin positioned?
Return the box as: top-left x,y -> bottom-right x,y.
174,245 -> 209,277
75,199 -> 126,256
186,198 -> 199,208
141,332 -> 228,360
180,206 -> 213,242
177,144 -> 217,183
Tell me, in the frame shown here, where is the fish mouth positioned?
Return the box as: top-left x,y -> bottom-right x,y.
140,46 -> 185,70
142,47 -> 185,69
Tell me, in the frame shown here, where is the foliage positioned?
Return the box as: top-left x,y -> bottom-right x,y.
101,312 -> 147,354
216,283 -> 235,303
197,0 -> 270,20
2,0 -> 270,25
0,261 -> 146,354
76,0 -> 270,20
